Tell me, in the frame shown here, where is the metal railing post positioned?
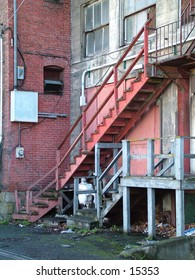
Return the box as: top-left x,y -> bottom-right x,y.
144,23 -> 149,77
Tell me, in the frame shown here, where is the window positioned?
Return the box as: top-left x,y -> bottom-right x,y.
123,0 -> 156,43
84,0 -> 109,57
44,66 -> 63,94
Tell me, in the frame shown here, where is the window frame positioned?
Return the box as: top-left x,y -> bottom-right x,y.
121,0 -> 156,45
43,66 -> 64,95
84,0 -> 109,57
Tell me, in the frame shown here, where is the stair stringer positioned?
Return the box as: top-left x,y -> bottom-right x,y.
60,74 -> 150,187
101,186 -> 123,219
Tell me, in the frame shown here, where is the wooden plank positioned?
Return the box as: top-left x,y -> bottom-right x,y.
175,189 -> 185,237
147,188 -> 156,237
175,137 -> 184,180
147,139 -> 154,176
123,186 -> 130,233
122,140 -> 130,176
121,176 -> 181,189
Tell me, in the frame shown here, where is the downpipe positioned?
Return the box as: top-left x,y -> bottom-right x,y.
0,27 -> 3,143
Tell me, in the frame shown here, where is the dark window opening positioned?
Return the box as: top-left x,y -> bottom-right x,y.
44,66 -> 64,95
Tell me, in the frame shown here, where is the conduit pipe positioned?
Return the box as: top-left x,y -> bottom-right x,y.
13,0 -> 18,89
80,59 -> 144,107
80,62 -> 115,107
0,27 -> 3,143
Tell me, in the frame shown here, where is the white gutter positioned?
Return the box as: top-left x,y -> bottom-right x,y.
0,28 -> 3,143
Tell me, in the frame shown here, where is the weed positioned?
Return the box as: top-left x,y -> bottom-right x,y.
0,219 -> 9,225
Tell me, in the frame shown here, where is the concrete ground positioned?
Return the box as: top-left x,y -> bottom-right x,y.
0,221 -> 148,260
1,220 -> 194,260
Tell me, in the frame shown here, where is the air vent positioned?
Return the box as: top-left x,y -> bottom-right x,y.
44,80 -> 63,94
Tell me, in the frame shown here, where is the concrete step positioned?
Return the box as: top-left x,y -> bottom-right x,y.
76,208 -> 97,219
66,215 -> 99,230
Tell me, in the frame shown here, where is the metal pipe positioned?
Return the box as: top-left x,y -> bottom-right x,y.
13,0 -> 18,89
80,62 -> 116,107
38,112 -> 68,118
0,26 -> 3,143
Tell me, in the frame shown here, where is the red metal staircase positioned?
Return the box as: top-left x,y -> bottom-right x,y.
12,1 -> 194,222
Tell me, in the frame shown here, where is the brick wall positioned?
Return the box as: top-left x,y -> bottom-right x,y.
1,0 -> 71,191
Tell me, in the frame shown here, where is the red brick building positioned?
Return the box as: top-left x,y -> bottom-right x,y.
0,0 -> 70,216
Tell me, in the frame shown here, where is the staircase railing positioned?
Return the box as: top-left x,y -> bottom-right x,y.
56,19 -> 151,173
153,0 -> 195,61
122,136 -> 195,180
14,19 -> 152,214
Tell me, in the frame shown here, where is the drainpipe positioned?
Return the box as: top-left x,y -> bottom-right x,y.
0,26 -> 3,143
13,0 -> 18,89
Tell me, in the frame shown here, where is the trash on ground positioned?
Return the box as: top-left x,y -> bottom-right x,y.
61,228 -> 74,234
184,227 -> 195,236
61,244 -> 72,248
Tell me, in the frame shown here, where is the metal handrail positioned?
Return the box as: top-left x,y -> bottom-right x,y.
13,19 -> 152,213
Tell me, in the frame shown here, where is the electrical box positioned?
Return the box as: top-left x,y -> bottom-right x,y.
17,66 -> 25,80
16,146 -> 24,159
10,90 -> 38,123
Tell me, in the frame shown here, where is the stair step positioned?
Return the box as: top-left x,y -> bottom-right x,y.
76,208 -> 97,219
66,215 -> 99,230
12,213 -> 29,220
32,202 -> 48,208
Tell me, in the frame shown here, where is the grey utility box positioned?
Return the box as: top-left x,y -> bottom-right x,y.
10,90 -> 38,123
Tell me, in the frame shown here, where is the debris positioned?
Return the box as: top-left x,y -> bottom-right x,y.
184,227 -> 195,236
61,244 -> 72,248
124,245 -> 132,250
35,224 -> 45,228
61,228 -> 74,234
19,224 -> 25,228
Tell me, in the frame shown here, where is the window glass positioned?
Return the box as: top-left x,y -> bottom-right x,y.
103,25 -> 109,50
102,0 -> 109,24
124,0 -> 155,43
124,0 -> 155,15
86,5 -> 93,31
85,0 -> 109,56
86,32 -> 94,56
95,28 -> 102,53
94,2 -> 101,28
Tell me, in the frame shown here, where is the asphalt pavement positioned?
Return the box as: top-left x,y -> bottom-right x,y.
0,222 -> 147,260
